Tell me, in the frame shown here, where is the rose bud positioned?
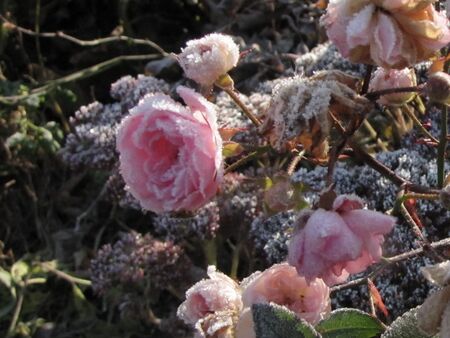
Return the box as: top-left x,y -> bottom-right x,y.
177,266 -> 242,337
178,33 -> 240,86
369,68 -> 417,106
423,71 -> 450,105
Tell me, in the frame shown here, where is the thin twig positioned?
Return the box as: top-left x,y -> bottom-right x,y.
221,87 -> 262,127
224,146 -> 271,174
0,14 -> 168,56
437,104 -> 448,188
39,262 -> 91,286
404,105 -> 439,144
366,86 -> 421,101
0,53 -> 161,105
331,237 -> 450,293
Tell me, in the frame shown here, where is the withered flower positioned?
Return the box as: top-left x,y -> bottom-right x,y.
260,70 -> 371,158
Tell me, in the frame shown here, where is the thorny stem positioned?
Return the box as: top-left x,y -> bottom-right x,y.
349,139 -> 440,194
349,139 -> 406,186
396,188 -> 428,246
365,86 -> 421,101
331,237 -> 450,293
221,87 -> 262,127
287,150 -> 305,176
437,104 -> 448,188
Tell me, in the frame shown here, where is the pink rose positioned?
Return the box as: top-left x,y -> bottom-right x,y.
178,33 -> 240,86
242,263 -> 330,324
117,86 -> 223,213
177,266 -> 242,337
322,0 -> 450,68
369,67 -> 417,106
288,194 -> 396,286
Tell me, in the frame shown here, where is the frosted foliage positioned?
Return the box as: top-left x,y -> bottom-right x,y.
265,77 -> 334,149
250,211 -> 296,264
295,42 -> 365,77
60,75 -> 170,170
153,201 -> 220,241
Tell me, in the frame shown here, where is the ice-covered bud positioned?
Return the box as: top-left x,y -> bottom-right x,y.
368,68 -> 417,106
177,266 -> 242,337
178,33 -> 240,86
288,194 -> 396,286
423,72 -> 450,105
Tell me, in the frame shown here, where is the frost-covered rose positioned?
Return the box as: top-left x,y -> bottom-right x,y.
321,0 -> 450,68
369,68 -> 417,106
117,86 -> 223,213
241,263 -> 330,326
177,266 -> 242,337
178,33 -> 240,86
288,194 -> 396,286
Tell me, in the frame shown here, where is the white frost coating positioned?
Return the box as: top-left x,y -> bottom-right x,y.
178,33 -> 240,85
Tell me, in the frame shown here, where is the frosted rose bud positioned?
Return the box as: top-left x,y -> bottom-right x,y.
240,263 -> 331,325
423,72 -> 450,105
368,68 -> 417,106
178,33 -> 240,86
117,86 -> 223,213
321,1 -> 450,68
288,194 -> 396,286
177,266 -> 242,337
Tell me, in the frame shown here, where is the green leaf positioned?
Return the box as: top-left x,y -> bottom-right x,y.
11,260 -> 30,283
381,307 -> 436,338
316,308 -> 385,338
252,303 -> 321,338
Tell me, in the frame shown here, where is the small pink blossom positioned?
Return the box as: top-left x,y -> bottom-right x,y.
177,266 -> 242,337
288,194 -> 396,286
369,67 -> 417,106
322,0 -> 450,68
178,33 -> 240,86
116,86 -> 223,213
242,263 -> 331,324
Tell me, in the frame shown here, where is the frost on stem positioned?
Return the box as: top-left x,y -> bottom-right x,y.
260,70 -> 371,157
